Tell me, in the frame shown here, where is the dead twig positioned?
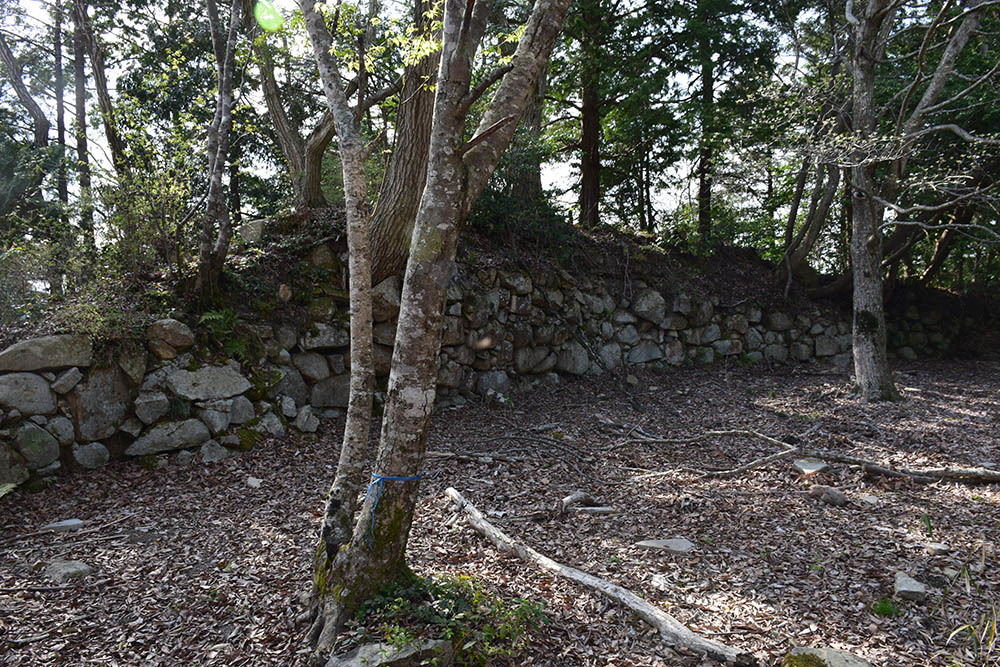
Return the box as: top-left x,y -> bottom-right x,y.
445,487 -> 757,666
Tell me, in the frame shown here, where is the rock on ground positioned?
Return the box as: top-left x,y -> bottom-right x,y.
325,639 -> 454,667
44,560 -> 93,584
784,646 -> 874,666
894,572 -> 927,601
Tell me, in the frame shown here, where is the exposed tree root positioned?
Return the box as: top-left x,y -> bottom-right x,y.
623,428 -> 1000,485
445,488 -> 758,666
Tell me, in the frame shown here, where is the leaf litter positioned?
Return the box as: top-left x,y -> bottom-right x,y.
1,360 -> 998,666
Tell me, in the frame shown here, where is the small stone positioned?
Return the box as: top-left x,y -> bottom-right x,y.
257,412 -> 286,437
120,417 -> 144,438
42,518 -> 85,532
858,494 -> 879,506
198,408 -> 231,436
808,484 -> 848,507
72,442 -> 110,469
247,476 -> 262,488
200,440 -> 231,463
324,639 -> 454,667
51,367 -> 84,394
229,395 -> 255,424
219,434 -> 240,448
44,560 -> 92,584
925,542 -> 950,556
135,392 -> 170,425
147,318 -> 194,350
793,458 -> 829,475
293,405 -> 319,433
894,572 -> 928,601
175,450 -> 195,466
280,395 -> 297,418
635,538 -> 695,554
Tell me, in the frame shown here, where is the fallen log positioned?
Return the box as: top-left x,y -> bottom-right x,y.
444,487 -> 757,666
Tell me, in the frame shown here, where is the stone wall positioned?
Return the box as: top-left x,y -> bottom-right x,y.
0,254 -> 976,486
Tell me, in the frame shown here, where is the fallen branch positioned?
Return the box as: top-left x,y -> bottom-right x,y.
445,488 -> 757,665
625,429 -> 1000,485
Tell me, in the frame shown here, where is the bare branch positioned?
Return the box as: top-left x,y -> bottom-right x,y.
459,64 -> 513,114
457,114 -> 515,156
845,0 -> 859,26
904,124 -> 1000,144
878,218 -> 1000,243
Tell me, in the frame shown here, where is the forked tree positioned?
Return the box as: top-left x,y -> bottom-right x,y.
296,0 -> 571,651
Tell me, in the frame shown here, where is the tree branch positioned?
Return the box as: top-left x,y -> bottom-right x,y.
446,488 -> 756,665
457,114 -> 515,156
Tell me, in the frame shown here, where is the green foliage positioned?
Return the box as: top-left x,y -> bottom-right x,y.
0,245 -> 49,328
872,598 -> 902,618
352,574 -> 547,666
946,602 -> 998,666
921,513 -> 934,539
781,654 -> 828,667
198,307 -> 254,362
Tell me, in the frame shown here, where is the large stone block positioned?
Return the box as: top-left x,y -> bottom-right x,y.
125,419 -> 210,456
0,445 -> 28,485
14,422 -> 60,469
165,365 -> 251,401
147,319 -> 194,350
292,352 -> 331,383
372,276 -> 402,322
628,341 -> 663,364
557,341 -> 590,375
0,335 -> 93,372
301,324 -> 350,351
630,289 -> 666,324
311,375 -> 351,408
0,373 -> 56,415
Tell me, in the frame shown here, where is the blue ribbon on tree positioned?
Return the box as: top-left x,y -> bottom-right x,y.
364,472 -> 422,549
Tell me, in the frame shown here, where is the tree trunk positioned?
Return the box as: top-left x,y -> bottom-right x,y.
0,35 -> 50,149
696,45 -> 714,244
302,0 -> 570,651
254,38 -> 335,214
849,1 -> 899,402
369,3 -> 439,285
196,0 -> 242,304
53,2 -> 69,296
72,5 -> 95,254
297,0 -> 376,651
511,69 -> 546,204
578,66 -> 600,228
74,0 -> 127,176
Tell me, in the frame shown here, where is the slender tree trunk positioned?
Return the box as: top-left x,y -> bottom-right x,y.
297,0 -> 376,652
196,0 -> 242,304
920,228 -> 956,286
0,36 -> 50,149
72,6 -> 95,254
849,1 -> 899,402
74,0 -> 127,176
579,67 -> 600,228
53,3 -> 69,295
511,69 -> 546,204
696,15 -> 714,245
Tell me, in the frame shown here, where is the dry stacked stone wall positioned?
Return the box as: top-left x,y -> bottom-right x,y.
0,255 -> 976,486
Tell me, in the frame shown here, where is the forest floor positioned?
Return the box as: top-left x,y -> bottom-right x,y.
2,360 -> 999,667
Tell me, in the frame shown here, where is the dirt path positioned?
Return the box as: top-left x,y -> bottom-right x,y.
2,361 -> 998,666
